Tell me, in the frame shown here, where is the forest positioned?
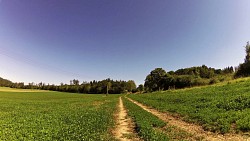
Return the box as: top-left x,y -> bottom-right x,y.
9,79 -> 137,94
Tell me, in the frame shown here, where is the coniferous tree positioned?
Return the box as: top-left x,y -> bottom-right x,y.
236,42 -> 250,77
244,41 -> 250,63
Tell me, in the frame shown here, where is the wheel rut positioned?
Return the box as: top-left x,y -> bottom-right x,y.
114,97 -> 139,141
126,97 -> 250,141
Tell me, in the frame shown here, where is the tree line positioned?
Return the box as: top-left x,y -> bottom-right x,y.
9,79 -> 140,94
144,65 -> 234,92
144,42 -> 250,92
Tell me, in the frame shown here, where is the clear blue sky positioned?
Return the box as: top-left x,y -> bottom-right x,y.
0,0 -> 250,85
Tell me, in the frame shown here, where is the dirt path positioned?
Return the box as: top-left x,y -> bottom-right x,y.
126,97 -> 250,141
114,97 -> 139,141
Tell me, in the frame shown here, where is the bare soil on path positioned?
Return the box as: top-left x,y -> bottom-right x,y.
126,97 -> 250,141
113,97 -> 140,141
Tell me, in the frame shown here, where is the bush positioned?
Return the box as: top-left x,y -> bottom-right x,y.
209,78 -> 219,84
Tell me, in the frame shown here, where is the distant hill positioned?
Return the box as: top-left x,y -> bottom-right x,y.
0,77 -> 13,87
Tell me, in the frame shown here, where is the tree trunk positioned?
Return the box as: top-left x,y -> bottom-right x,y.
106,85 -> 108,96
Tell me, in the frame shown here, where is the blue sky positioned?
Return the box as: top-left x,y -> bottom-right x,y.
0,0 -> 250,85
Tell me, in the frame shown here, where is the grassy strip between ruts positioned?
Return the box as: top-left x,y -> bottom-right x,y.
123,97 -> 168,141
0,89 -> 119,140
124,97 -> 193,141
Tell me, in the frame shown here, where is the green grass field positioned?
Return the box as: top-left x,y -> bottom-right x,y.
0,88 -> 119,140
2,78 -> 250,140
128,78 -> 250,134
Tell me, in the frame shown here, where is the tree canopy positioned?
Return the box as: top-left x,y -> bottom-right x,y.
0,77 -> 13,87
10,78 -> 138,94
144,65 -> 234,92
144,68 -> 167,92
235,42 -> 250,77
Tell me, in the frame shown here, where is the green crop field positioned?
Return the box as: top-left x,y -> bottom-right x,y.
2,78 -> 250,140
123,97 -> 194,141
0,88 -> 119,140
128,78 -> 250,134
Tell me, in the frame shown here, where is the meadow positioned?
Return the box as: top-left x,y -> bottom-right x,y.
0,88 -> 119,140
2,77 -> 250,140
128,78 -> 250,134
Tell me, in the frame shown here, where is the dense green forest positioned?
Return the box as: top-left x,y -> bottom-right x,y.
144,65 -> 234,92
10,79 -> 137,94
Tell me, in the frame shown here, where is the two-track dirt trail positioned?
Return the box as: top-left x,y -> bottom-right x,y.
114,97 -> 139,141
126,97 -> 249,141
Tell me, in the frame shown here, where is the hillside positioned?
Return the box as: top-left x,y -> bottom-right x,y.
128,78 -> 250,134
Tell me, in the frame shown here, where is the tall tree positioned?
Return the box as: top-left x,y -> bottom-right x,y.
236,42 -> 250,77
245,41 -> 250,63
72,79 -> 79,85
144,68 -> 167,91
127,80 -> 136,92
137,84 -> 144,93
106,81 -> 111,96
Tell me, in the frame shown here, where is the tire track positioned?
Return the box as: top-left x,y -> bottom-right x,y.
126,97 -> 249,141
114,97 -> 139,141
